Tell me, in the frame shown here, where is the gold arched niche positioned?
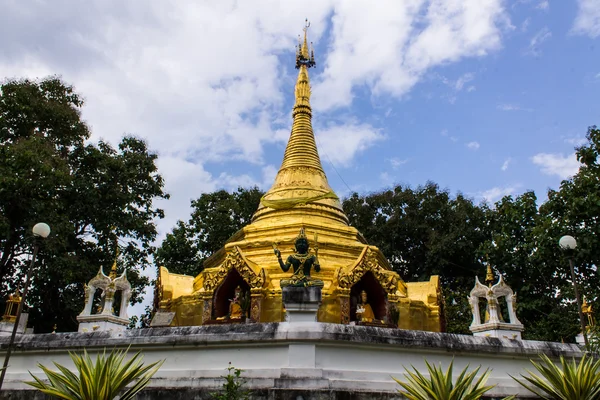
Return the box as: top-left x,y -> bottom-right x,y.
198,246 -> 265,324
336,246 -> 405,325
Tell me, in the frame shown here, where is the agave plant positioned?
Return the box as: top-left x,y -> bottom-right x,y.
393,359 -> 514,400
26,347 -> 164,400
512,354 -> 600,400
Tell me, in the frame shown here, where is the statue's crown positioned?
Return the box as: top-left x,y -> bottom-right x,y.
295,227 -> 307,241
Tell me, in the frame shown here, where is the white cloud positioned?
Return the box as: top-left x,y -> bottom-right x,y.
526,27 -> 552,56
521,17 -> 531,32
497,103 -> 533,112
388,158 -> 409,169
532,153 -> 580,179
466,141 -> 480,150
313,0 -> 510,110
501,157 -> 511,171
455,73 -> 475,91
436,72 -> 476,102
564,137 -> 587,146
154,156 -> 216,240
476,186 -> 518,203
573,0 -> 600,38
316,121 -> 384,167
536,0 -> 549,10
261,165 -> 278,187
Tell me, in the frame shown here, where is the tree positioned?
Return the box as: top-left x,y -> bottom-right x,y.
155,187 -> 263,276
542,126 -> 600,318
0,77 -> 168,333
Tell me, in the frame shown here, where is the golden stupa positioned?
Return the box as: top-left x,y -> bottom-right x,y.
156,21 -> 441,331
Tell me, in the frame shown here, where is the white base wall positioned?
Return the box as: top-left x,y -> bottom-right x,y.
0,322 -> 582,399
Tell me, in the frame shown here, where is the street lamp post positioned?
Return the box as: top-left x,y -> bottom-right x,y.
559,235 -> 589,349
0,223 -> 51,391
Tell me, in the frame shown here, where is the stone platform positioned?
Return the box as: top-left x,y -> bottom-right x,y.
0,323 -> 582,399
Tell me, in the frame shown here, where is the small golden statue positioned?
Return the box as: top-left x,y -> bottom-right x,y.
582,297 -> 595,328
274,228 -> 323,288
218,286 -> 244,321
356,290 -> 377,323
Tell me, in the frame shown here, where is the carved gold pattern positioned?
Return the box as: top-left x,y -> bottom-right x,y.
340,297 -> 350,324
338,247 -> 398,294
203,247 -> 265,291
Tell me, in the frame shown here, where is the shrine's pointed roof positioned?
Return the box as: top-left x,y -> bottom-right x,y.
252,20 -> 347,225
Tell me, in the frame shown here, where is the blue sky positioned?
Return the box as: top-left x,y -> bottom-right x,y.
2,0 -> 598,236
2,0 -> 599,315
197,0 -> 600,212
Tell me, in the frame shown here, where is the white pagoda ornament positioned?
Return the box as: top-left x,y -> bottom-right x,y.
77,246 -> 131,332
468,264 -> 523,340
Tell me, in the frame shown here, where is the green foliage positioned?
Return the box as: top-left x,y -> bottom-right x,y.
393,359 -> 513,400
0,77 -> 168,333
155,187 -> 263,276
588,326 -> 600,356
512,354 -> 600,400
128,305 -> 154,329
211,363 -> 251,400
26,347 -> 164,400
442,287 -> 472,334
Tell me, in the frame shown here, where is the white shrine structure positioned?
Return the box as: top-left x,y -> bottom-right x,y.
77,257 -> 131,332
469,265 -> 524,340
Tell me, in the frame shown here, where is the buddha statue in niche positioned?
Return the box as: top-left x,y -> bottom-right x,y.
229,286 -> 244,320
356,290 -> 377,323
217,286 -> 244,321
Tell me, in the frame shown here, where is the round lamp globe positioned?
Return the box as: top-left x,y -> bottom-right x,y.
32,223 -> 51,238
559,235 -> 577,250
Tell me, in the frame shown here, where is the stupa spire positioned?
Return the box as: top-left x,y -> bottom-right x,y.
282,19 -> 318,170
253,20 -> 347,224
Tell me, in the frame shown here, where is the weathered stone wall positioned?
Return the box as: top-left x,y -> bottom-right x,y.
0,322 -> 582,399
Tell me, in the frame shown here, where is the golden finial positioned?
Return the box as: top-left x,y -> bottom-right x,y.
296,18 -> 315,69
485,263 -> 495,287
109,231 -> 119,279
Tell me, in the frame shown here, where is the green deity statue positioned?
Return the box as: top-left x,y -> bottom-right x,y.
274,228 -> 323,288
